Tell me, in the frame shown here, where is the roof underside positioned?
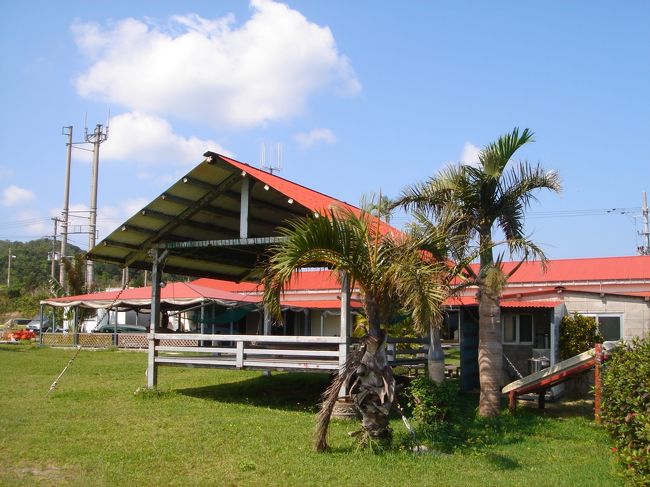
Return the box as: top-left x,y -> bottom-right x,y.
87,153 -> 365,282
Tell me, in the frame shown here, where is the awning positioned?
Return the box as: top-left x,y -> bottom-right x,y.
41,282 -> 260,310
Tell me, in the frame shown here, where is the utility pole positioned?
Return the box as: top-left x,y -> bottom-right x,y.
85,123 -> 108,291
50,218 -> 59,279
641,191 -> 650,256
7,247 -> 16,287
59,126 -> 73,290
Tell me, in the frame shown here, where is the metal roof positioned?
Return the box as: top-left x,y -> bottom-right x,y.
87,152 -> 381,282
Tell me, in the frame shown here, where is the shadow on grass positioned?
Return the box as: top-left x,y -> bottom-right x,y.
177,371 -> 332,413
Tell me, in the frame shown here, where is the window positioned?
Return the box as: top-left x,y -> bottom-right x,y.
503,314 -> 533,344
585,314 -> 622,341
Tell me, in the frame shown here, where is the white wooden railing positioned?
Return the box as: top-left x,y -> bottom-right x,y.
152,333 -> 344,371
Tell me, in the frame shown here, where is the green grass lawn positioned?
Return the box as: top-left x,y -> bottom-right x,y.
0,344 -> 626,486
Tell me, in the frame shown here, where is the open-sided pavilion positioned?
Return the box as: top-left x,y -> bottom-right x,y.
80,152 -> 424,388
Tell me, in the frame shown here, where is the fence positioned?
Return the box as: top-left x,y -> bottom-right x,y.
40,332 -> 429,372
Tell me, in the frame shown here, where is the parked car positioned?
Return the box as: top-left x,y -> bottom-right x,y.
94,323 -> 147,333
3,317 -> 31,328
26,316 -> 52,332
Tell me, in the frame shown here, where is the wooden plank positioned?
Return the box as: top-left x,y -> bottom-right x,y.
243,360 -> 338,370
156,346 -> 236,354
243,348 -> 339,357
155,356 -> 236,366
153,333 -> 343,344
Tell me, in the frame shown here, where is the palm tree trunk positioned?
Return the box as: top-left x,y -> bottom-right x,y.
478,286 -> 502,416
428,321 -> 445,384
478,230 -> 503,417
351,333 -> 395,444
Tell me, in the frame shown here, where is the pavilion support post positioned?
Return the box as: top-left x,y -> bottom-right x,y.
200,301 -> 205,347
147,248 -> 166,389
338,271 -> 351,397
240,176 -> 249,239
39,304 -> 44,345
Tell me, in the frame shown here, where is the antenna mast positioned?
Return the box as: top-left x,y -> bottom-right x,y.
259,142 -> 283,174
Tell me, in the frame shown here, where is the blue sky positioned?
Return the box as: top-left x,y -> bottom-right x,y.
1,0 -> 648,259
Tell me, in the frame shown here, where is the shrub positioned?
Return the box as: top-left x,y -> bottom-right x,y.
406,377 -> 458,434
559,313 -> 602,360
601,336 -> 650,483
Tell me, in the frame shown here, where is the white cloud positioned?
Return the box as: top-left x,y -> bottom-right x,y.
72,0 -> 360,129
294,128 -> 337,148
460,142 -> 481,166
100,112 -> 228,166
2,185 -> 36,207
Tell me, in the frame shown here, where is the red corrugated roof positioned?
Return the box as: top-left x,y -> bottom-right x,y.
193,269 -> 342,293
471,255 -> 650,283
220,155 -> 397,236
46,282 -> 260,305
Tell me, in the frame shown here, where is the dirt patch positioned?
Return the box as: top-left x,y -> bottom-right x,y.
3,463 -> 80,485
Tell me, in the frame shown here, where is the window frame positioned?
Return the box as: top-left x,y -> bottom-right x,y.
502,313 -> 534,345
584,313 -> 623,341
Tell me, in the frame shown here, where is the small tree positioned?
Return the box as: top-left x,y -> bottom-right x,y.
559,313 -> 603,360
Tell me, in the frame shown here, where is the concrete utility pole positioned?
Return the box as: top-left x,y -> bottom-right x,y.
50,218 -> 59,279
59,126 -> 73,290
85,123 -> 108,291
7,248 -> 16,287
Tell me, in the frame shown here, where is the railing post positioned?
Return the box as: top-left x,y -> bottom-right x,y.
594,342 -> 602,423
236,340 -> 244,368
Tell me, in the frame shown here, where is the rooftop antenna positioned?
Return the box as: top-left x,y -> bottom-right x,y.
260,142 -> 282,174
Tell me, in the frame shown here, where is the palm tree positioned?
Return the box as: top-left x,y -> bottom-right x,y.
393,128 -> 561,416
263,207 -> 447,450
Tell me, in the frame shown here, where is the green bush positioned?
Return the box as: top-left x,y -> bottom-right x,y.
601,336 -> 650,483
406,377 -> 458,434
559,313 -> 603,359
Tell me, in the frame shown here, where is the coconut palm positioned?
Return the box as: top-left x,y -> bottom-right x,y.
393,127 -> 561,416
263,207 -> 447,451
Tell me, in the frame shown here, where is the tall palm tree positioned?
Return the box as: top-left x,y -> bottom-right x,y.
263,207 -> 447,450
393,128 -> 561,416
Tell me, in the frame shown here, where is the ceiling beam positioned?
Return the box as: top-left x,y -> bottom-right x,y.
124,170 -> 241,266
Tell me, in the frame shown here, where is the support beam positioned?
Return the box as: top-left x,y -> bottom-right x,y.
339,271 -> 351,396
240,177 -> 249,238
147,248 -> 167,389
125,171 -> 241,266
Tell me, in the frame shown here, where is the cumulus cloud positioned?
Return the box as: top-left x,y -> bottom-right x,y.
100,112 -> 228,165
2,185 -> 36,207
72,0 -> 360,129
460,142 -> 481,166
294,128 -> 337,148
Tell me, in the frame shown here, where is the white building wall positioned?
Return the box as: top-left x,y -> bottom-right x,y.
563,294 -> 650,340
310,311 -> 341,336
